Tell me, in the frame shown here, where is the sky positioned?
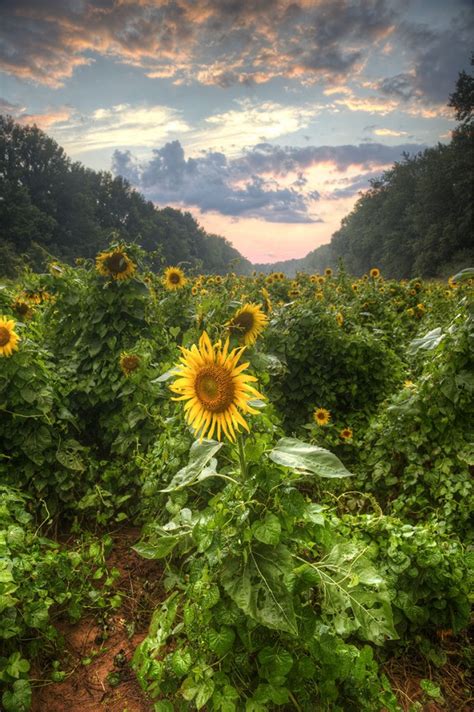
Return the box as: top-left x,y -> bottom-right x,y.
0,1 -> 472,263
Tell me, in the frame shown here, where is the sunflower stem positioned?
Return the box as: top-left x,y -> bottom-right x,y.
237,435 -> 248,481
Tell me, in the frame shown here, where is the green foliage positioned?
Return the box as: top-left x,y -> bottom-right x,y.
339,514 -> 472,638
358,308 -> 473,533
0,485 -> 118,708
265,300 -> 402,429
133,435 -> 400,711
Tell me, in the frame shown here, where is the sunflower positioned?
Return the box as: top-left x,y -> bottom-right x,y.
96,249 -> 136,281
170,331 -> 264,442
336,312 -> 344,326
120,352 -> 141,376
261,287 -> 272,313
324,267 -> 333,277
313,407 -> 331,426
0,317 -> 20,357
163,266 -> 187,290
228,303 -> 268,346
369,267 -> 380,279
339,427 -> 353,440
12,299 -> 33,319
315,290 -> 323,300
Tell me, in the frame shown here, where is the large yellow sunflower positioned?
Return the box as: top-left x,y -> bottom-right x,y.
228,303 -> 268,346
0,317 -> 20,357
170,331 -> 264,442
163,266 -> 187,290
96,249 -> 136,281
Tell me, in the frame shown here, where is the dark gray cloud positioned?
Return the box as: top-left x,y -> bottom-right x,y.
113,139 -> 425,222
382,12 -> 474,105
0,0 -> 397,87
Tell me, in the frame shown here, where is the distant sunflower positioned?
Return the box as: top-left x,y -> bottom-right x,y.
288,289 -> 300,299
12,299 -> 33,320
96,249 -> 136,281
228,303 -> 268,346
170,331 -> 264,442
0,317 -> 20,357
120,352 -> 141,376
261,287 -> 272,313
324,267 -> 333,277
336,312 -> 344,326
313,407 -> 331,426
315,290 -> 324,300
339,427 -> 353,440
369,267 -> 380,279
163,266 -> 187,290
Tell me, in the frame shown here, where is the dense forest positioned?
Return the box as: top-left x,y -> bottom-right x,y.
0,117 -> 251,277
256,62 -> 474,279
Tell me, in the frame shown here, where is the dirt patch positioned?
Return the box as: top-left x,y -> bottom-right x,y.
384,631 -> 474,712
31,528 -> 164,712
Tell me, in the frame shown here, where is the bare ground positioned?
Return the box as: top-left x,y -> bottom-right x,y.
31,527 -> 164,712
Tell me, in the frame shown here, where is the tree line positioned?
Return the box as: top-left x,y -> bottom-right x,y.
256,60 -> 473,279
0,116 -> 251,277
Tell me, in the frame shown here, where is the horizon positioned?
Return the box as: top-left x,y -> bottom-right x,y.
0,1 -> 472,263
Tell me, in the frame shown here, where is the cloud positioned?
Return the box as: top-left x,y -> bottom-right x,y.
190,99 -> 319,153
0,99 -> 73,129
374,128 -> 407,137
52,103 -> 191,154
0,0 -> 397,88
112,138 -> 425,223
378,12 -> 474,106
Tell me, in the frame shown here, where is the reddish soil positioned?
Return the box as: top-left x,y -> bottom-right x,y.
31,528 -> 164,712
383,631 -> 474,712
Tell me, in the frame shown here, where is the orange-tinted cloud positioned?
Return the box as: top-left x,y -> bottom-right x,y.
0,0 -> 397,88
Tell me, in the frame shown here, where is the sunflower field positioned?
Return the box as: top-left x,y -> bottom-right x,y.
0,244 -> 473,712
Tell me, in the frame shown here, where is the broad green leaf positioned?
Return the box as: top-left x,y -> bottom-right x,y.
151,367 -> 180,384
133,534 -> 182,560
196,679 -> 215,709
160,439 -> 223,492
269,437 -> 353,478
221,544 -> 297,636
208,626 -> 235,656
451,267 -> 474,283
408,327 -> 444,354
252,513 -> 281,545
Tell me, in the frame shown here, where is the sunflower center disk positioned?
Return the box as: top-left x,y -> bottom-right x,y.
106,253 -> 127,274
169,273 -> 180,284
0,327 -> 11,346
195,366 -> 235,413
231,311 -> 254,335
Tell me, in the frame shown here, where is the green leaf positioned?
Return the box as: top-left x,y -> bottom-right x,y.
6,653 -> 30,678
151,367 -> 180,384
408,327 -> 444,354
2,679 -> 31,712
451,267 -> 474,283
420,679 -> 443,701
160,439 -> 223,492
196,679 -> 215,709
221,545 -> 298,636
208,626 -> 235,656
252,513 -> 281,545
133,535 -> 181,560
269,437 -> 353,478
